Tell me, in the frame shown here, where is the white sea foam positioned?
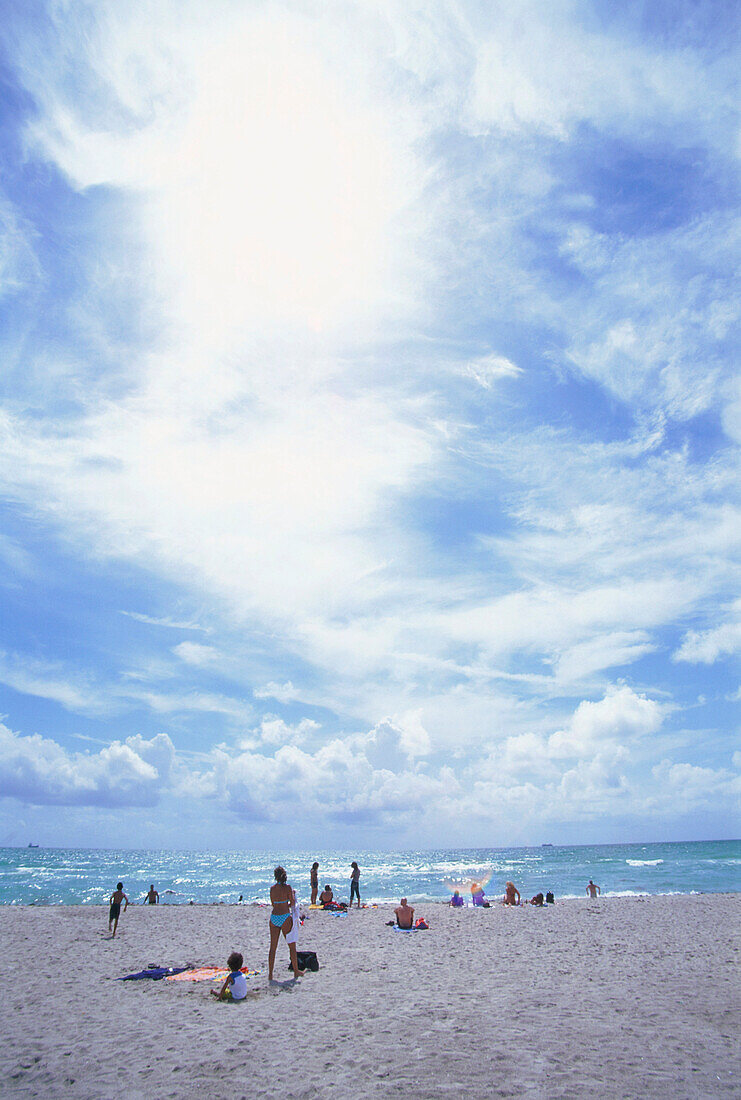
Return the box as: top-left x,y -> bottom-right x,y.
626,859 -> 664,866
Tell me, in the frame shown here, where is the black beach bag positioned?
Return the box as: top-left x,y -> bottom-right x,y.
290,950 -> 319,972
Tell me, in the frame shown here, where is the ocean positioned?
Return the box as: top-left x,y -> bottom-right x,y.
1,839 -> 738,906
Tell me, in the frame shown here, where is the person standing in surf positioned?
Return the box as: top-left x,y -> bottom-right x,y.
350,861 -> 361,908
310,861 -> 319,905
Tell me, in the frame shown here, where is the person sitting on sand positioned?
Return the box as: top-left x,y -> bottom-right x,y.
450,890 -> 464,907
586,879 -> 601,898
395,898 -> 414,929
546,891 -> 555,904
529,893 -> 544,906
319,884 -> 334,907
211,951 -> 248,1001
109,882 -> 129,936
504,882 -> 520,906
471,883 -> 489,907
269,866 -> 304,981
310,862 -> 319,905
144,884 -> 159,905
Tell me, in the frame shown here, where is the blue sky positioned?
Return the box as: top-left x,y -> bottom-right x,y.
0,0 -> 738,850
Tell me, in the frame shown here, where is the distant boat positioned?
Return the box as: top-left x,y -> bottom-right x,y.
28,843 -> 40,848
541,843 -> 553,847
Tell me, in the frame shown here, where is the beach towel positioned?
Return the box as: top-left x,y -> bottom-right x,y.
118,966 -> 190,981
392,924 -> 429,932
285,891 -> 301,945
165,966 -> 259,983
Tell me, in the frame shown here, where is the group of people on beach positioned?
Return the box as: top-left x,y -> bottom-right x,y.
448,879 -> 601,907
106,863 -> 604,985
310,860 -> 361,909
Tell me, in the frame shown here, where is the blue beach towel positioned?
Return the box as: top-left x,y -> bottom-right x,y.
118,965 -> 190,981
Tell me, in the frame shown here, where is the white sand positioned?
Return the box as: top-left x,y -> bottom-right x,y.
1,894 -> 738,1098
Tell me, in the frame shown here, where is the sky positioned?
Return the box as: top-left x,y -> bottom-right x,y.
0,0 -> 738,851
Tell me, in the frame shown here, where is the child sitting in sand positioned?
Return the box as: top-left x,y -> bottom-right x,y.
450,890 -> 464,907
211,952 -> 248,1001
108,882 -> 128,936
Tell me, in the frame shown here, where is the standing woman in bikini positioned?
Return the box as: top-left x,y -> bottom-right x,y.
269,866 -> 305,981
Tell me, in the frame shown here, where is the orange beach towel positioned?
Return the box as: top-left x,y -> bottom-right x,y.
166,966 -> 259,982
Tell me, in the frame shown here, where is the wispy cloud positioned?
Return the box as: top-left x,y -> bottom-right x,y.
0,0 -> 737,844
120,611 -> 210,633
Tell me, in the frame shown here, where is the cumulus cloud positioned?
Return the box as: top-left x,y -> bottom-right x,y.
253,682 -> 301,704
243,716 -> 320,748
549,685 -> 665,758
0,723 -> 174,807
214,715 -> 445,826
650,759 -> 740,810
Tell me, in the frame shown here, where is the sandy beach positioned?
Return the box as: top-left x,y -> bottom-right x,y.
1,894 -> 738,1099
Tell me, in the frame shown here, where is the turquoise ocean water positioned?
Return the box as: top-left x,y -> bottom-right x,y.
1,839 -> 738,905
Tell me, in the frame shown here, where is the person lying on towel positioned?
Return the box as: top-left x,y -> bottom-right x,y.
394,898 -> 414,929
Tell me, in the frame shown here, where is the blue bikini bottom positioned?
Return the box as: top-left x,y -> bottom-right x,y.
270,912 -> 291,928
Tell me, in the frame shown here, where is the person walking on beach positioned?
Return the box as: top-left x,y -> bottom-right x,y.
144,884 -> 159,905
586,879 -> 601,898
310,861 -> 319,905
108,882 -> 128,936
350,861 -> 361,907
268,866 -> 304,981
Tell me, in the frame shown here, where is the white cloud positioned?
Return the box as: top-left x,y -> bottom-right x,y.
125,689 -> 254,724
0,1 -> 736,844
650,759 -> 740,809
172,641 -> 217,666
673,603 -> 741,664
553,632 -> 656,683
120,611 -> 209,632
549,685 -> 664,758
462,354 -> 522,388
215,729 -> 448,826
0,652 -> 114,717
253,682 -> 300,704
246,716 -> 320,748
0,723 -> 173,807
